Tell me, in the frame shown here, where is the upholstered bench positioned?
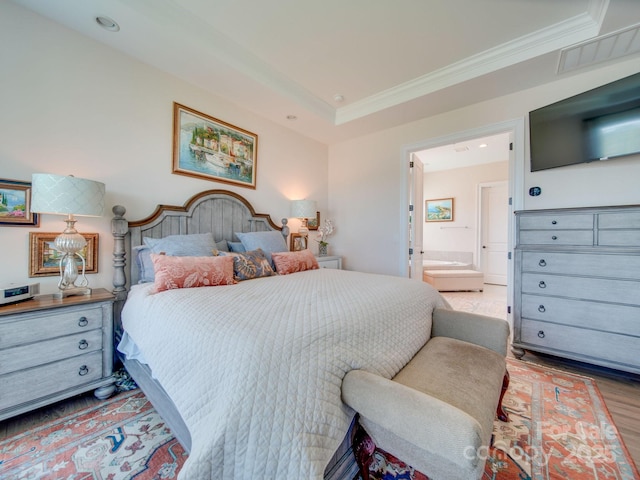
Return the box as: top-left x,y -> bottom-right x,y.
423,269 -> 484,291
342,308 -> 509,480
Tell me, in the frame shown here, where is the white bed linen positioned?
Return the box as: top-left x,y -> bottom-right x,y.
120,268 -> 449,479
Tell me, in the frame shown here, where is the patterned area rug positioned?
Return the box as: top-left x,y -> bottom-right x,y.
0,389 -> 187,479
1,361 -> 637,479
358,358 -> 640,480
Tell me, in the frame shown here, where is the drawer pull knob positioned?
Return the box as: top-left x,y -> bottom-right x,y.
538,259 -> 546,267
78,339 -> 89,350
537,330 -> 545,338
78,317 -> 89,327
551,220 -> 557,225
538,281 -> 546,288
551,235 -> 558,240
538,305 -> 546,313
78,365 -> 89,376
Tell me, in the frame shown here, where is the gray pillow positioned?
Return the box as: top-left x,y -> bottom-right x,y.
144,232 -> 216,256
236,231 -> 288,264
133,245 -> 155,283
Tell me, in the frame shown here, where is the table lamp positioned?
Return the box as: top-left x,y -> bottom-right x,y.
291,199 -> 317,233
31,173 -> 105,298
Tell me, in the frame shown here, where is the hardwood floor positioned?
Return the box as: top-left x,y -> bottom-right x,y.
442,284 -> 640,471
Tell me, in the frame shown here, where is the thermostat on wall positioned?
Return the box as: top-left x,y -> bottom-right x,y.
0,283 -> 40,305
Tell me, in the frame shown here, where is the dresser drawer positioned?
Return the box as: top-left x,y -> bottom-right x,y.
521,251 -> 640,279
0,305 -> 103,349
518,230 -> 593,246
0,329 -> 103,375
521,294 -> 640,336
0,351 -> 102,410
599,211 -> 640,229
521,273 -> 640,305
521,320 -> 639,368
519,214 -> 593,230
599,230 -> 640,247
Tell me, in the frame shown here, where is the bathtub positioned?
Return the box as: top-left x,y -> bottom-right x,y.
422,259 -> 472,270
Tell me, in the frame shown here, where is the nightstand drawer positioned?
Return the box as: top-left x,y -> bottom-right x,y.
319,259 -> 340,269
0,351 -> 103,410
0,329 -> 103,375
0,305 -> 103,349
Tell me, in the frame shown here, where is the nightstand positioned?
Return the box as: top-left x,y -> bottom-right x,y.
316,255 -> 343,269
0,288 -> 116,420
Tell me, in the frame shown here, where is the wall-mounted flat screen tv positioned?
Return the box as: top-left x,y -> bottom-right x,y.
529,72 -> 640,172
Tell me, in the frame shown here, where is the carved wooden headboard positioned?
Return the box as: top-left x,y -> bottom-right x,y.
111,189 -> 289,324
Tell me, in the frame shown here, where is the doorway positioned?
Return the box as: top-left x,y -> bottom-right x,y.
401,118 -> 525,329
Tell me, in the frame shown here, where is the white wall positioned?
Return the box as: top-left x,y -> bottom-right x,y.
329,58 -> 640,276
0,3 -> 328,294
423,161 -> 508,258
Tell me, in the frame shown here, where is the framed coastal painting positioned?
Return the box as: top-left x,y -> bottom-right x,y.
172,103 -> 258,189
0,179 -> 39,226
425,198 -> 454,222
307,211 -> 320,231
29,232 -> 98,277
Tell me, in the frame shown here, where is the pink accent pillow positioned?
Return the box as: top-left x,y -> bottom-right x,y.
151,254 -> 236,293
271,249 -> 319,275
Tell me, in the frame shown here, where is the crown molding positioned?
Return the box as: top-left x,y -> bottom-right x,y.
335,0 -> 608,125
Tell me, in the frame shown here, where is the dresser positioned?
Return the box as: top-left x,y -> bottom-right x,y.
513,205 -> 640,374
316,255 -> 342,269
0,289 -> 116,420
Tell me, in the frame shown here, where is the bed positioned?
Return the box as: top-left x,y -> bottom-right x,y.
111,189 -> 450,480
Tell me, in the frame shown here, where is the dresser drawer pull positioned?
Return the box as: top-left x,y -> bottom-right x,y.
551,220 -> 557,225
538,259 -> 546,267
551,235 -> 558,240
538,281 -> 546,288
78,339 -> 89,350
538,305 -> 546,313
537,330 -> 545,338
78,317 -> 89,327
78,365 -> 89,376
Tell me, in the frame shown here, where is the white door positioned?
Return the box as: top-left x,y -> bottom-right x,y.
480,181 -> 508,285
409,155 -> 424,279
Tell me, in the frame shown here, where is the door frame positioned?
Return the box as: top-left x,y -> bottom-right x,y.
400,117 -> 525,328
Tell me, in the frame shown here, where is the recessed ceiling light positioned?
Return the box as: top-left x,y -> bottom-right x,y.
96,16 -> 120,32
286,115 -> 297,120
478,143 -> 488,148
333,94 -> 345,103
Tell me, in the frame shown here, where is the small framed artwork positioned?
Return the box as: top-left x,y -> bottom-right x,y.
0,179 -> 40,226
307,211 -> 320,231
29,232 -> 99,277
426,198 -> 454,222
172,102 -> 258,189
290,233 -> 308,252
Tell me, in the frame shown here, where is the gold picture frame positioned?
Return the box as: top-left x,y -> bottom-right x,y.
172,102 -> 258,189
425,198 -> 454,222
29,232 -> 99,277
307,211 -> 320,231
290,233 -> 308,252
0,179 -> 40,227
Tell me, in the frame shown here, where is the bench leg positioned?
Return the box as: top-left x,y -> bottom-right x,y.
352,420 -> 376,480
496,370 -> 510,422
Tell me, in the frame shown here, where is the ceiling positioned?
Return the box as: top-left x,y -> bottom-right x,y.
10,0 -> 640,145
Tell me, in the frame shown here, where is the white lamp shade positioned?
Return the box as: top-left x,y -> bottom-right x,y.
31,173 -> 105,217
291,199 -> 317,219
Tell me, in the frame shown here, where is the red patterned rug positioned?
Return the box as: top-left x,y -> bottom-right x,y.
1,359 -> 637,480
358,358 -> 640,480
0,390 -> 187,479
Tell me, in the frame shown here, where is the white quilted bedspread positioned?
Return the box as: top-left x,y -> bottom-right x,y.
121,268 -> 449,479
